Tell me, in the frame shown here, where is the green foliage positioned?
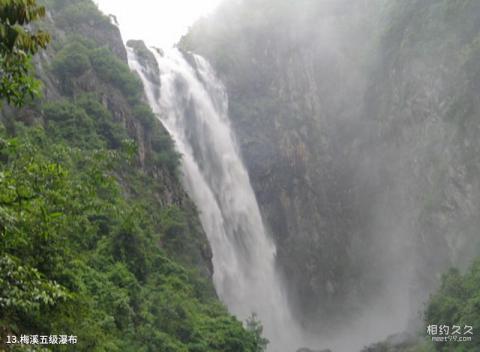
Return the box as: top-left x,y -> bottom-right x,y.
53,0 -> 110,29
43,99 -> 101,148
77,93 -> 127,148
52,41 -> 91,79
50,38 -> 142,101
47,33 -> 181,171
159,206 -> 201,260
246,313 -> 269,352
41,94 -> 129,150
132,102 -> 156,128
90,47 -> 143,100
0,127 -> 262,351
150,131 -> 181,174
0,0 -> 50,106
0,1 -> 267,350
0,0 -> 49,52
0,254 -> 68,312
425,260 -> 480,351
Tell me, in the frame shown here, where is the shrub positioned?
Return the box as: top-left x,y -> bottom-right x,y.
76,93 -> 127,149
132,103 -> 156,128
55,1 -> 110,29
425,260 -> 480,351
90,48 -> 143,99
43,100 -> 101,148
52,41 -> 91,78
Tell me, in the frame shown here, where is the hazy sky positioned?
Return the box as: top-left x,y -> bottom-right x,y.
94,0 -> 223,48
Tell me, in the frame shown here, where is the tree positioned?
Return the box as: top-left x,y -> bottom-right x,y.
0,0 -> 50,106
246,313 -> 269,352
425,261 -> 480,351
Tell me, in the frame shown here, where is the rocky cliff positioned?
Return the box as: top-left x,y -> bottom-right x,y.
181,0 -> 480,342
33,0 -> 214,274
0,1 -> 264,350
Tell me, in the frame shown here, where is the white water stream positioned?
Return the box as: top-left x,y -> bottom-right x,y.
128,48 -> 303,351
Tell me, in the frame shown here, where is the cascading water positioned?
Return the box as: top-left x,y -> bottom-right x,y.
128,47 -> 303,351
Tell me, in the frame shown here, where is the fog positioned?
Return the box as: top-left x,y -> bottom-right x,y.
109,0 -> 480,350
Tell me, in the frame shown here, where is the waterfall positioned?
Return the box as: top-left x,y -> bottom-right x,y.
128,47 -> 302,351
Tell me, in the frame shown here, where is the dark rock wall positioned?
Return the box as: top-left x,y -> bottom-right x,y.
181,0 -> 480,333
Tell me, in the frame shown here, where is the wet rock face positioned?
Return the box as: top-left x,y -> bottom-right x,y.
182,0 -> 480,339
126,40 -> 161,87
77,21 -> 127,62
180,0 -> 387,326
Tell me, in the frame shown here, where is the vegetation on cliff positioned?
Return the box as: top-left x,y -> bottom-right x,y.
0,0 -> 50,106
424,260 -> 480,351
0,0 -> 265,351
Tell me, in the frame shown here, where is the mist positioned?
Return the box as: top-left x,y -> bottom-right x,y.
5,0 -> 480,351
112,0 -> 480,350
176,0 -> 480,350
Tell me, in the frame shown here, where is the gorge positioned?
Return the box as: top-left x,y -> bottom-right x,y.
1,0 -> 480,352
128,46 -> 303,351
